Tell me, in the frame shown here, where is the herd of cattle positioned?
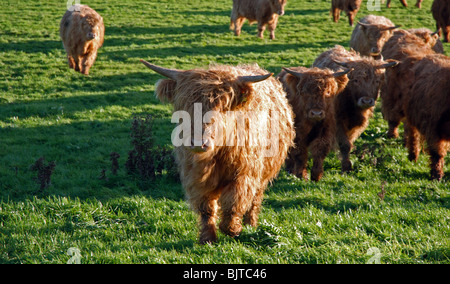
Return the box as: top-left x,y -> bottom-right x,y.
58,1 -> 449,244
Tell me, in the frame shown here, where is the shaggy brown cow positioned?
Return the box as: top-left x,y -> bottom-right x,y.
405,54 -> 450,180
331,0 -> 362,26
313,45 -> 398,172
432,0 -> 450,42
230,0 -> 287,39
408,28 -> 445,54
349,15 -> 399,58
381,29 -> 441,139
60,5 -> 104,75
278,67 -> 351,181
386,0 -> 423,8
141,61 -> 295,244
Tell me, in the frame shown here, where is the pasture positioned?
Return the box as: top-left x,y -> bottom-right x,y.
0,0 -> 449,264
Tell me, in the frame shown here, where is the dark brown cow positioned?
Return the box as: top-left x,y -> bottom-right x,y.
313,46 -> 398,172
349,15 -> 399,58
432,0 -> 450,42
331,0 -> 362,26
386,0 -> 423,8
405,54 -> 450,180
230,0 -> 287,39
278,67 -> 351,181
381,29 -> 442,139
141,61 -> 295,244
60,5 -> 104,75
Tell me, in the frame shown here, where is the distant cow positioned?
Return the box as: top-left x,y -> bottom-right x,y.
331,0 -> 362,26
278,67 -> 351,181
386,0 -> 423,8
313,45 -> 398,172
349,15 -> 399,58
432,0 -> 450,42
230,0 -> 287,39
405,54 -> 450,180
60,5 -> 104,75
381,29 -> 442,139
141,61 -> 295,244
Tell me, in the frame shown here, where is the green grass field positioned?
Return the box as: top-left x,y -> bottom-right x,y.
0,0 -> 449,264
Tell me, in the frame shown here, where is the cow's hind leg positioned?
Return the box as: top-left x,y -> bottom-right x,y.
233,17 -> 245,36
67,55 -> 76,70
406,124 -> 421,162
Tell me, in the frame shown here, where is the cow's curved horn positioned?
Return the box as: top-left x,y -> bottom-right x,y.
379,60 -> 400,69
282,67 -> 304,78
431,30 -> 439,36
140,60 -> 181,80
237,73 -> 273,83
381,25 -> 401,31
333,68 -> 354,77
357,21 -> 373,27
332,60 -> 351,68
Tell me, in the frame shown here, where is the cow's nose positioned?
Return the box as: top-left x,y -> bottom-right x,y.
308,109 -> 325,120
190,138 -> 214,153
358,97 -> 375,108
278,10 -> 285,16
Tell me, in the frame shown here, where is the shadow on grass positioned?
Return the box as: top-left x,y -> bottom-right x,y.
0,40 -> 62,54
0,117 -> 179,202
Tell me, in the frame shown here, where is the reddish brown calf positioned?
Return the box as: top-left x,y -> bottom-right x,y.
278,67 -> 351,181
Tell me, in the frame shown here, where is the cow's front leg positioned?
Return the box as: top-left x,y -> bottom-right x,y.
219,182 -> 252,238
268,17 -> 278,40
197,194 -> 220,244
257,22 -> 266,38
244,183 -> 267,227
338,132 -> 353,172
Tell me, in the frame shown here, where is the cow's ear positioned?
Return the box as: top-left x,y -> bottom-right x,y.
234,73 -> 273,106
155,79 -> 176,104
357,21 -> 366,30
